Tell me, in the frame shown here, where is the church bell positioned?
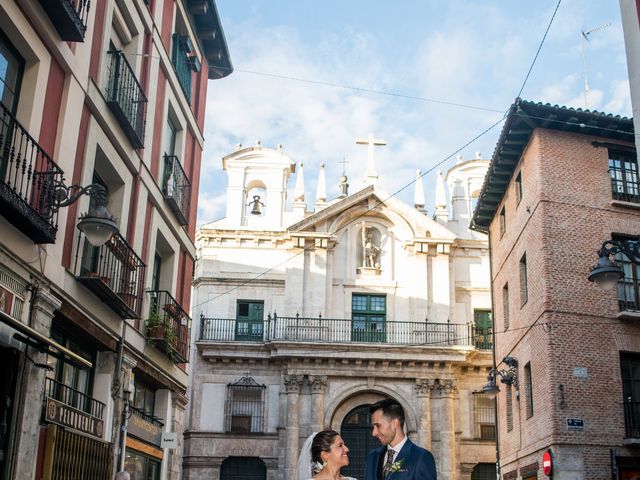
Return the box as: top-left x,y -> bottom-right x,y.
249,195 -> 264,215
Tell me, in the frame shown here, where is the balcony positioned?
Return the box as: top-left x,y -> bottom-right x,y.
76,232 -> 146,319
130,405 -> 164,428
37,0 -> 90,42
624,401 -> 640,440
105,50 -> 147,149
0,102 -> 63,243
162,154 -> 191,225
199,314 -> 493,349
44,377 -> 105,420
171,34 -> 199,102
146,290 -> 191,363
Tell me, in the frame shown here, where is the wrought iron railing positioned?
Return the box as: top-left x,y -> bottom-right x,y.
162,154 -> 191,225
76,232 -> 146,318
37,0 -> 90,42
147,290 -> 191,363
105,50 -> 147,149
171,34 -> 194,101
0,101 -> 63,243
129,405 -> 164,427
624,401 -> 640,438
199,313 -> 493,349
44,377 -> 105,420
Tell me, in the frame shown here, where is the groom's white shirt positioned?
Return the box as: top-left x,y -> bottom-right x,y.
387,435 -> 408,459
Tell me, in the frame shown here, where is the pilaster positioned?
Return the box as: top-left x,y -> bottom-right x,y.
283,374 -> 303,480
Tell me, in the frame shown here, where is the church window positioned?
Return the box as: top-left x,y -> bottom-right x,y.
225,376 -> 266,433
235,301 -> 264,341
351,294 -> 386,343
609,149 -> 640,203
473,393 -> 496,440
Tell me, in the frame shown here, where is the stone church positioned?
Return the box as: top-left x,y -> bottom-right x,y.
183,141 -> 496,480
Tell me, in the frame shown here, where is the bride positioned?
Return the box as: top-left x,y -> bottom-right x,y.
296,430 -> 357,480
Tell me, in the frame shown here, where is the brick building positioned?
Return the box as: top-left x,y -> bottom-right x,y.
472,98 -> 639,479
0,1 -> 230,479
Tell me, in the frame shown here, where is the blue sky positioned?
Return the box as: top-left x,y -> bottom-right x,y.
198,0 -> 631,225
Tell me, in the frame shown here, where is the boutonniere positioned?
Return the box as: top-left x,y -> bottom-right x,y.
389,458 -> 405,473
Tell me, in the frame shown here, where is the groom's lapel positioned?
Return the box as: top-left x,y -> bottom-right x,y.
387,440 -> 413,478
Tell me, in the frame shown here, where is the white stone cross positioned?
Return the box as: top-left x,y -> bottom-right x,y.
356,133 -> 387,186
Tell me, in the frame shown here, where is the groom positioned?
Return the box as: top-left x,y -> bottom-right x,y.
364,399 -> 437,479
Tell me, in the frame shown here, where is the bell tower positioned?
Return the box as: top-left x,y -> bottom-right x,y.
221,143 -> 295,229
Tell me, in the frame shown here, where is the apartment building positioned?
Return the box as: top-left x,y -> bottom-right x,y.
0,1 -> 231,479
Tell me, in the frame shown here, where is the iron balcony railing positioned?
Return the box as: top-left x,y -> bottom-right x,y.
162,154 -> 191,225
37,0 -> 90,42
171,34 -> 196,102
146,290 -> 191,363
105,50 -> 147,149
76,232 -> 146,319
44,377 -> 106,420
0,101 -> 63,243
624,401 -> 640,438
129,405 -> 164,428
199,313 -> 493,349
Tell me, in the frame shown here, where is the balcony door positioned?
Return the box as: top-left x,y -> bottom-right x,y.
622,353 -> 640,438
352,294 -> 386,342
235,301 -> 264,341
0,30 -> 24,177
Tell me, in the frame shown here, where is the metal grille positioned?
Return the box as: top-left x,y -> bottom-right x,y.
220,457 -> 266,479
610,150 -> 640,203
225,377 -> 266,433
162,154 -> 191,226
45,377 -> 105,419
473,394 -> 496,440
506,384 -> 513,431
45,424 -> 112,480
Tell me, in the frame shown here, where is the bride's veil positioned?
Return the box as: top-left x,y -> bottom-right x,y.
295,432 -> 318,480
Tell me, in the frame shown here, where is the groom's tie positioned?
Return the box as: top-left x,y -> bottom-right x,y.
382,449 -> 395,477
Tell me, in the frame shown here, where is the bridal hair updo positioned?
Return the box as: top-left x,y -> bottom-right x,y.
311,430 -> 340,470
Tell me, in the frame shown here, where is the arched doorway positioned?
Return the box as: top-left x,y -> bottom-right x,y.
471,463 -> 497,480
220,457 -> 266,480
340,405 -> 381,479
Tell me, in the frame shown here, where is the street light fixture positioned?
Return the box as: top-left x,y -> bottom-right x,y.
480,356 -> 519,398
53,183 -> 118,246
588,239 -> 640,290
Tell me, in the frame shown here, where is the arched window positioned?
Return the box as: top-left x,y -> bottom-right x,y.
471,463 -> 496,480
220,457 -> 266,480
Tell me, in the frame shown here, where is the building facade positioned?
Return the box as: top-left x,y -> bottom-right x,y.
0,1 -> 230,479
472,98 -> 639,479
185,143 -> 497,480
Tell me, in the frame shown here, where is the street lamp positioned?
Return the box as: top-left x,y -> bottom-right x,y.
588,239 -> 640,290
53,183 -> 118,246
480,356 -> 519,398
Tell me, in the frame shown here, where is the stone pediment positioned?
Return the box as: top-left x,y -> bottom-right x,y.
288,185 -> 457,242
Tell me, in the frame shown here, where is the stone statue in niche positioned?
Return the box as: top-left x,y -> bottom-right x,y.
361,222 -> 380,269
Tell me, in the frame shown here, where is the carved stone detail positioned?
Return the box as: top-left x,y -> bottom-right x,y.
431,378 -> 457,396
309,375 -> 328,394
415,378 -> 436,397
283,374 -> 304,394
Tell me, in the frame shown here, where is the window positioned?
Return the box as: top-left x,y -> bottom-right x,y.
164,116 -> 177,157
351,294 -> 386,342
515,171 -> 522,205
524,362 -> 533,418
621,353 -> 640,438
473,309 -> 492,350
610,150 -> 640,203
474,393 -> 496,440
235,301 -> 264,341
132,375 -> 156,417
499,206 -> 506,236
503,283 -> 510,330
519,254 -> 528,306
614,235 -> 640,312
471,463 -> 497,480
506,383 -> 513,431
220,457 -> 266,480
125,449 -> 161,480
0,30 -> 24,113
225,376 -> 266,433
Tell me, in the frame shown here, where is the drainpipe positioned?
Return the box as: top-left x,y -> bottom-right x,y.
486,229 -> 501,480
114,319 -> 128,472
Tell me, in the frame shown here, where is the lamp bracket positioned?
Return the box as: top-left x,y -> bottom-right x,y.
493,356 -> 519,388
53,182 -> 108,210
599,239 -> 640,265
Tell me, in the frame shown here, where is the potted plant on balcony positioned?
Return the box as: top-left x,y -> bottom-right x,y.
146,311 -> 165,339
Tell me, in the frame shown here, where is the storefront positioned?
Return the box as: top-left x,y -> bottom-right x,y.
125,408 -> 164,480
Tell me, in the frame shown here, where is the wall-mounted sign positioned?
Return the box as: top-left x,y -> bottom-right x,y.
45,397 -> 104,438
161,432 -> 177,449
566,417 -> 585,431
128,413 -> 162,447
542,450 -> 553,476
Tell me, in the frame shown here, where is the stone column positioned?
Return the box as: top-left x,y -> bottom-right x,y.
13,288 -> 60,480
309,375 -> 327,432
283,374 -> 303,480
415,379 -> 433,450
432,379 -> 458,480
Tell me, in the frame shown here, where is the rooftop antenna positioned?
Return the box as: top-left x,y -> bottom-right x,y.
580,22 -> 611,109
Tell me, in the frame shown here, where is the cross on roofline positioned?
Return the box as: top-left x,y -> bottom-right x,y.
356,133 -> 387,186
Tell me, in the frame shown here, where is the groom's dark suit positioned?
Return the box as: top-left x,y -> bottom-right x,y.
364,438 -> 436,480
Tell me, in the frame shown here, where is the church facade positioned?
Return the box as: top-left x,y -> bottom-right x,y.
183,143 -> 496,480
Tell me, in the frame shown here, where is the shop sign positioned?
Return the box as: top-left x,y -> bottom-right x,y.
128,413 -> 162,446
161,432 -> 177,449
45,397 -> 104,438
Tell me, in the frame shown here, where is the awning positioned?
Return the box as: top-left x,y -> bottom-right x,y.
0,310 -> 92,368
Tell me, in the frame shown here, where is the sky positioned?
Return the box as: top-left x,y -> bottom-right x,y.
197,0 -> 631,226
